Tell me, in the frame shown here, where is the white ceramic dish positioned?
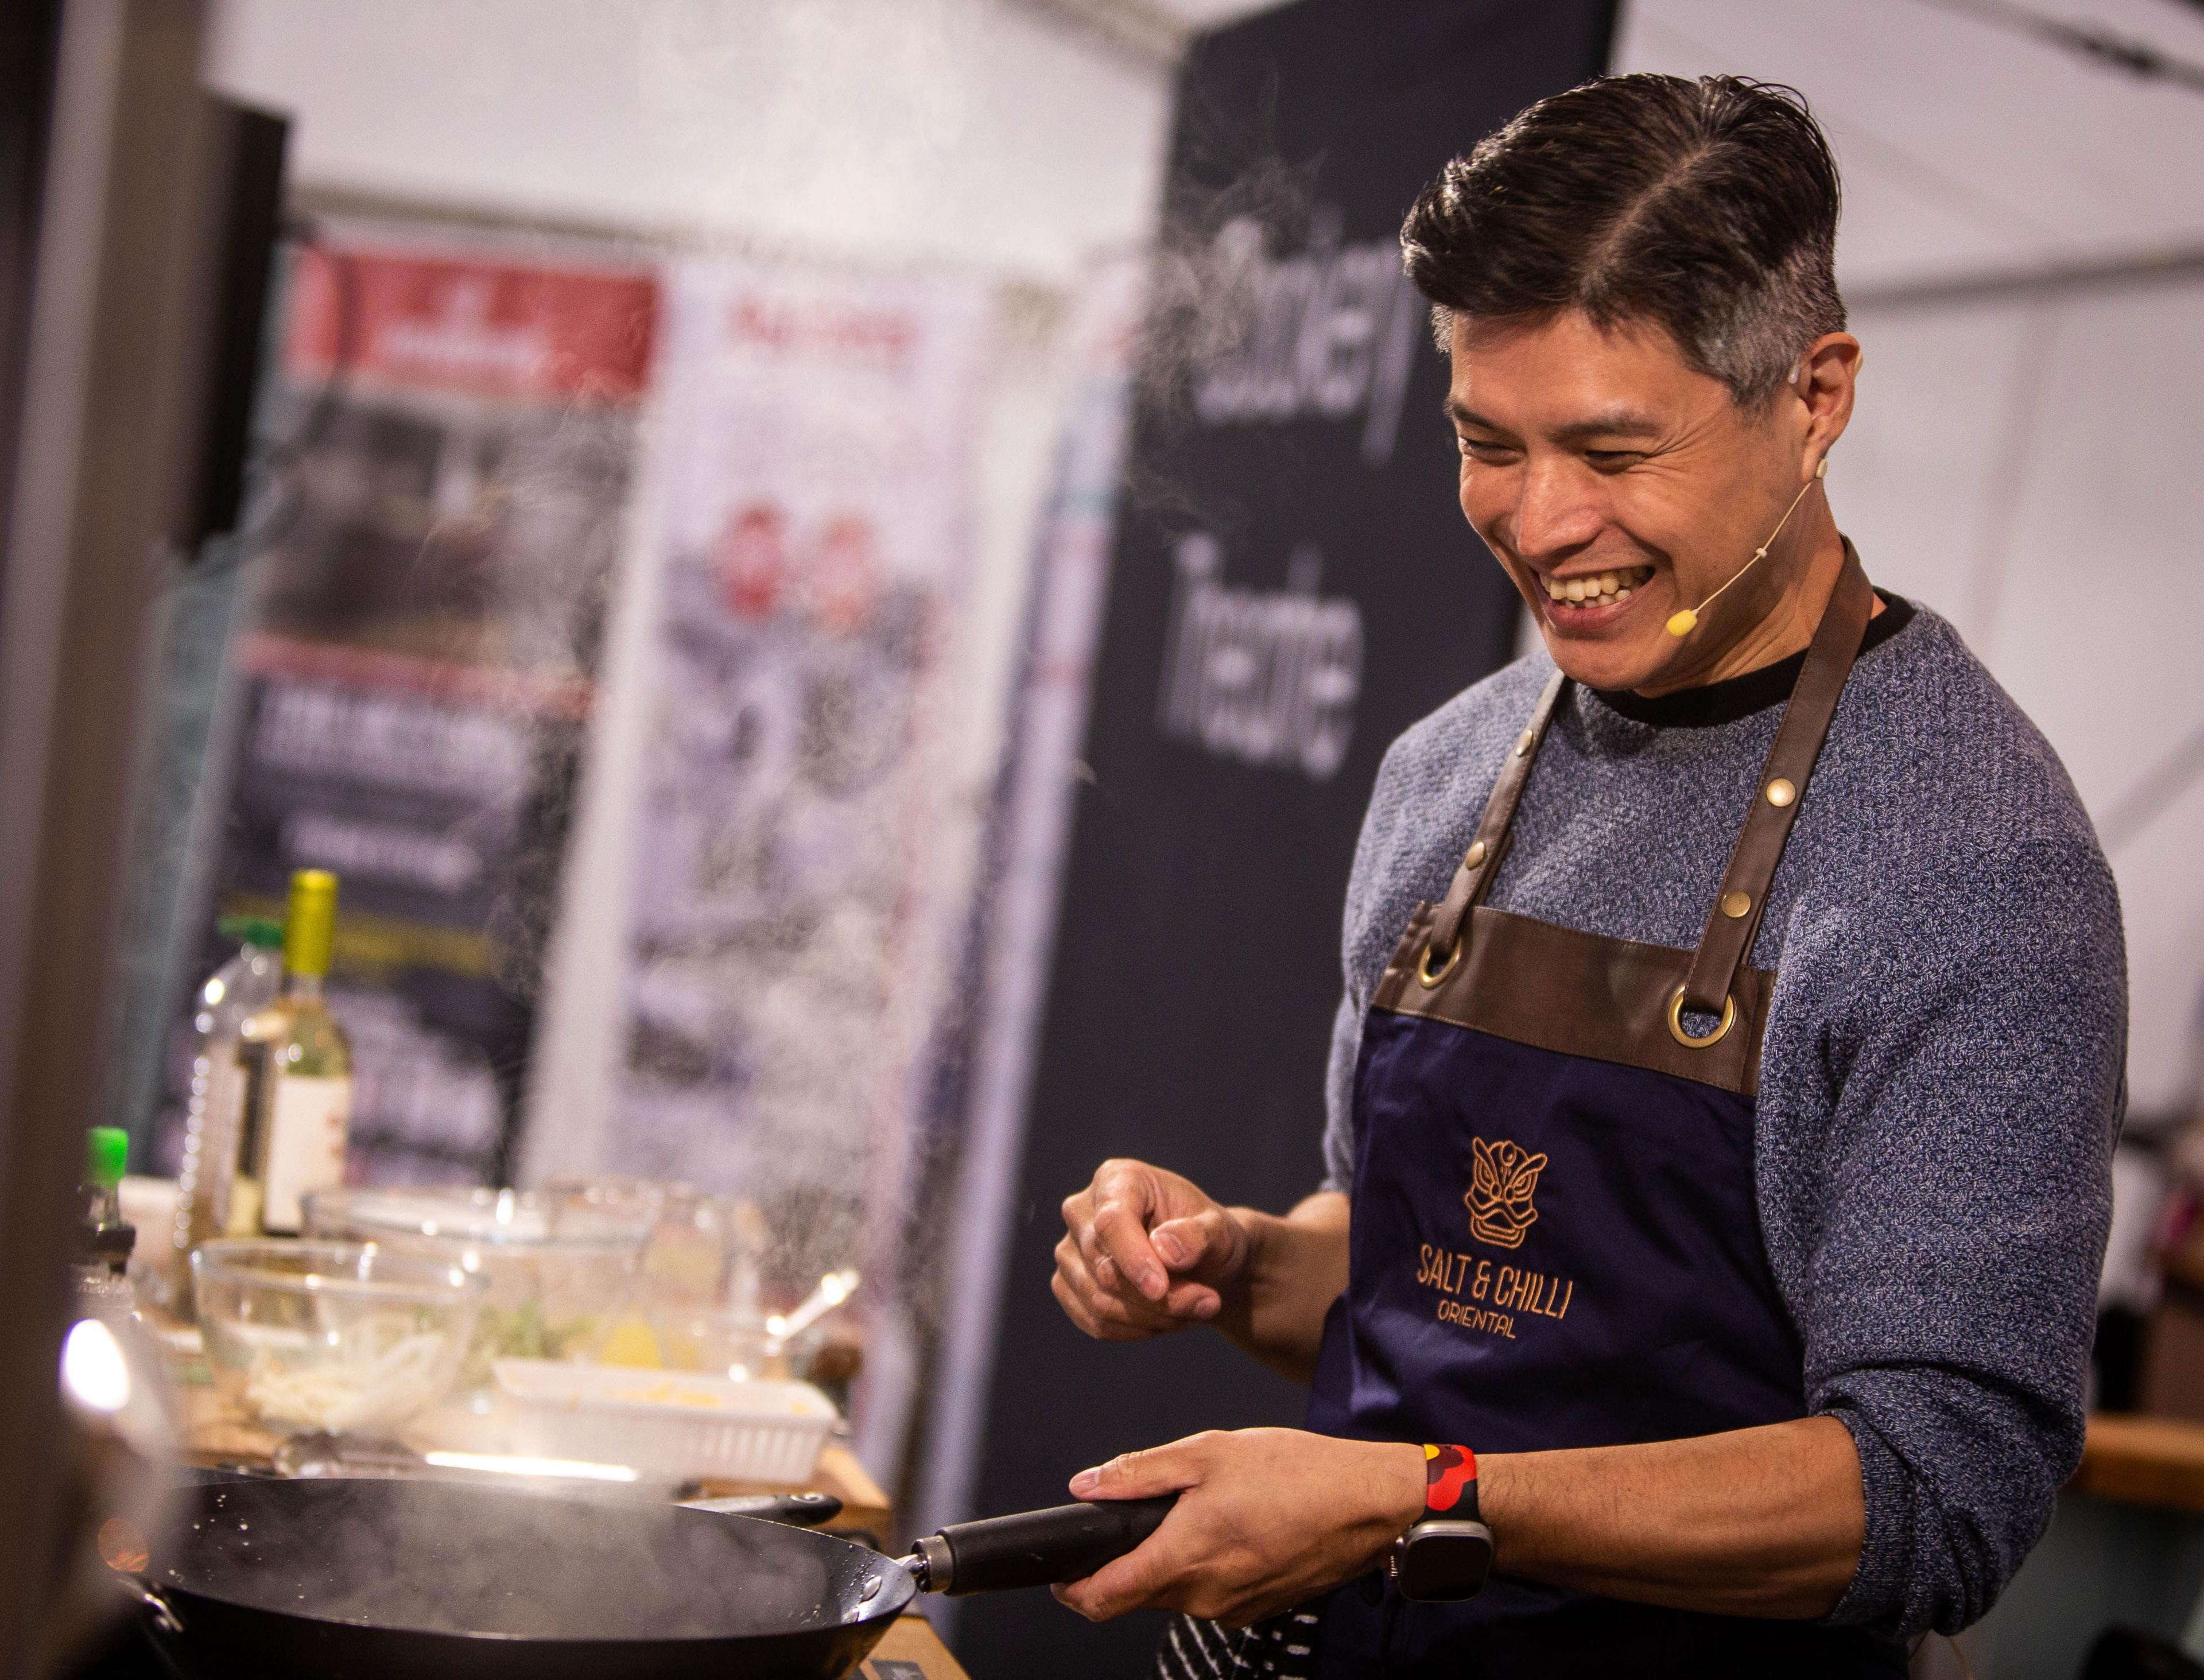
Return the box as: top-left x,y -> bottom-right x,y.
488,1359 -> 837,1483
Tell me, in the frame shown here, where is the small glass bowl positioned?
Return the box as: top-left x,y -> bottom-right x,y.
191,1239 -> 485,1435
301,1186 -> 650,1383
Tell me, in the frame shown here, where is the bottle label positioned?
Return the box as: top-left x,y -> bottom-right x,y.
261,1074 -> 352,1233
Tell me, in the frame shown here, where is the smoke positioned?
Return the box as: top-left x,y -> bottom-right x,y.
480,403 -> 640,1012
1139,152 -> 1329,428
163,1478 -> 891,1643
1141,166 -> 1436,522
1112,59 -> 1335,532
602,554 -> 948,1312
634,0 -> 972,257
148,0 -> 1386,1392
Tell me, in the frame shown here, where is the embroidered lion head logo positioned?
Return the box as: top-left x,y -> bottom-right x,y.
1466,1136 -> 1547,1250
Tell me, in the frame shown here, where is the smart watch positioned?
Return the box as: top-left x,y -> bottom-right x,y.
1388,1444 -> 1493,1603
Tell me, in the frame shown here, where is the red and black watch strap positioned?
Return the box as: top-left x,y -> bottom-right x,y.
1392,1444 -> 1492,1602
1422,1444 -> 1479,1520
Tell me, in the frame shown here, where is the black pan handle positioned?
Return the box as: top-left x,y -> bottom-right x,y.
909,1496 -> 1175,1595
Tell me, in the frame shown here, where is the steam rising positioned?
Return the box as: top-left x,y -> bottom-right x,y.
162,1479 -> 894,1642
1142,149 -> 1328,424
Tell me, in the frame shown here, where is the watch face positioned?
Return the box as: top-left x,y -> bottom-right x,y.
1395,1520 -> 1494,1603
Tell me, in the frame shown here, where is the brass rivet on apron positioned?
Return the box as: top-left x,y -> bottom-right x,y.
1514,732 -> 1533,757
1764,777 -> 1796,808
1721,890 -> 1751,919
1464,840 -> 1487,869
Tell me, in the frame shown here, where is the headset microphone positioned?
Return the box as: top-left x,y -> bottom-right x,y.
1664,454 -> 1829,639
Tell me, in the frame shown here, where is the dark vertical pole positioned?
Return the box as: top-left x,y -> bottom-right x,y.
0,1 -> 61,611
0,2 -> 210,1671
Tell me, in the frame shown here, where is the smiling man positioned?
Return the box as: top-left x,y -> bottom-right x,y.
1047,75 -> 2127,1678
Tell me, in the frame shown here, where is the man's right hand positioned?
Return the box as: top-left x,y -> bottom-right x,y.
1054,1158 -> 1252,1340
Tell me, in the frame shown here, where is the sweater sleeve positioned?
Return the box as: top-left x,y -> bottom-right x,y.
1318,719 -> 1435,1196
1776,817 -> 2126,1638
1320,991 -> 1361,1194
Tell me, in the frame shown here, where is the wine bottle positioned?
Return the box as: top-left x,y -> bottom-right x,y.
232,870 -> 352,1236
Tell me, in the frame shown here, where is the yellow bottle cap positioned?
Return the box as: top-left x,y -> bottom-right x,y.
283,870 -> 339,977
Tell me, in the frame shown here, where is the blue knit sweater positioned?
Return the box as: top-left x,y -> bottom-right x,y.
1318,599 -> 2126,1639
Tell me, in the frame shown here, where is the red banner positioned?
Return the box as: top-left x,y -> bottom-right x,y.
286,246 -> 659,404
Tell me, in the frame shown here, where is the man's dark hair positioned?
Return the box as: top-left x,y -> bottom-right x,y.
1400,74 -> 1845,405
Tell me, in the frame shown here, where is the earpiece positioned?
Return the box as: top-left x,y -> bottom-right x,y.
1664,457 -> 1828,639
1674,358 -> 1835,635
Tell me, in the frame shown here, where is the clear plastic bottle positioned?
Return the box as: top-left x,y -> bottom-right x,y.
74,1127 -> 138,1321
170,915 -> 284,1259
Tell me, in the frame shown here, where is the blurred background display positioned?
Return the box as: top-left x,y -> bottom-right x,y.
599,260 -> 987,1305
176,235 -> 657,1189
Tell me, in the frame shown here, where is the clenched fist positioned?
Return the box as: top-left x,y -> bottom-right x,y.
1053,1158 -> 1252,1340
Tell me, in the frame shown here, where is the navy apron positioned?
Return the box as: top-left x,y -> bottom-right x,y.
1304,548 -> 1906,1678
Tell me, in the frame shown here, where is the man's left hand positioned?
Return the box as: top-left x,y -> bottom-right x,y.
1051,1428 -> 1427,1627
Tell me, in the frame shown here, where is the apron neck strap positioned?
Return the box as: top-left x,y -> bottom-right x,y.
1426,666 -> 1568,960
1678,538 -> 1874,1015
1424,540 -> 1875,984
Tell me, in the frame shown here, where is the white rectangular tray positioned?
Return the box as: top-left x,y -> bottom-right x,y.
490,1359 -> 837,1484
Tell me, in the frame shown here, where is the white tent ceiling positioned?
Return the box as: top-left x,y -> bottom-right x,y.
1143,0 -> 2204,292
1618,0 -> 2204,292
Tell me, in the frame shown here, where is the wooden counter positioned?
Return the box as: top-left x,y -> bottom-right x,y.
867,1614 -> 970,1679
693,1442 -> 891,1537
2070,1412 -> 2204,1516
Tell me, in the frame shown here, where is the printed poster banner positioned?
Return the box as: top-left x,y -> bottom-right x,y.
611,258 -> 990,1299
183,237 -> 657,1187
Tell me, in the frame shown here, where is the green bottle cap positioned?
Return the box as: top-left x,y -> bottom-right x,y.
283,870 -> 340,977
216,914 -> 285,950
86,1127 -> 128,1189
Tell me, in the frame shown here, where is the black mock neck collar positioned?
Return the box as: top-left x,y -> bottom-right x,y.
1588,591 -> 1915,728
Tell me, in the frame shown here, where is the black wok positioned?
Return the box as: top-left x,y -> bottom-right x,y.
115,1475 -> 1171,1680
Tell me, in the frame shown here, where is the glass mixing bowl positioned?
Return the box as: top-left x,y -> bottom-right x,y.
191,1240 -> 485,1435
301,1186 -> 651,1385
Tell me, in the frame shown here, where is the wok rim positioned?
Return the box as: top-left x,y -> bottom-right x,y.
153,1477 -> 918,1646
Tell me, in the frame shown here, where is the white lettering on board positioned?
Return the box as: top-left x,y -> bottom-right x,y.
1190,207 -> 1424,468
1155,533 -> 1363,782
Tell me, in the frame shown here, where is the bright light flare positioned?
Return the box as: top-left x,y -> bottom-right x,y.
61,1318 -> 131,1414
97,1516 -> 150,1574
421,1450 -> 639,1483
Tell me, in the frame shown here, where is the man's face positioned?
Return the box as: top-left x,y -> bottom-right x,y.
1448,309 -> 1822,694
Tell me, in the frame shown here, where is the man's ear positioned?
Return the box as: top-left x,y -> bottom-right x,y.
1796,333 -> 1860,474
